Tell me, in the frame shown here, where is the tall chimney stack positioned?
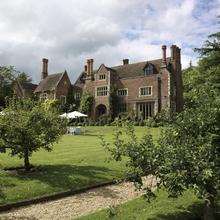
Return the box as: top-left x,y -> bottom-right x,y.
87,59 -> 91,75
171,45 -> 176,61
171,45 -> 181,64
90,59 -> 94,75
162,45 -> 167,66
123,59 -> 129,65
42,58 -> 48,80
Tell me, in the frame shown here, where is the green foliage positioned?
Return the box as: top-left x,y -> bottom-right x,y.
0,66 -> 15,107
41,99 -> 60,111
0,66 -> 31,108
109,85 -> 119,119
79,92 -> 94,115
103,31 -> 220,219
78,189 -> 204,220
16,72 -> 32,83
60,89 -> 80,113
195,32 -> 220,71
107,205 -> 118,218
0,98 -> 67,171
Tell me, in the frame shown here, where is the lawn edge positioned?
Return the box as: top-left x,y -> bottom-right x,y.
0,178 -> 124,213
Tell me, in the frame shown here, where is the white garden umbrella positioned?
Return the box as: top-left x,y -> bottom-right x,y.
60,111 -> 87,119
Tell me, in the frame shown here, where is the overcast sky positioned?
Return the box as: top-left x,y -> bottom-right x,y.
0,0 -> 219,83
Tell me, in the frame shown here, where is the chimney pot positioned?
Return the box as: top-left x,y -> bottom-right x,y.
123,59 -> 129,65
42,58 -> 48,80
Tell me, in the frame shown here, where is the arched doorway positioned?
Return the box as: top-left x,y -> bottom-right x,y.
96,104 -> 107,117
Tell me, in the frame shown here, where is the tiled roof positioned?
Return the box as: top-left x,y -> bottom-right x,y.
34,73 -> 64,93
73,57 -> 171,87
111,58 -> 171,78
21,82 -> 38,91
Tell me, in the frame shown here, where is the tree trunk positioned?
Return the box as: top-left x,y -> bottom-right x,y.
204,194 -> 215,220
24,148 -> 30,171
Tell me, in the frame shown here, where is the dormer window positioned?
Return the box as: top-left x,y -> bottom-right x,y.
144,64 -> 154,76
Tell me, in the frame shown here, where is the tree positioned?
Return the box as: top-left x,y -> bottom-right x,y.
103,32 -> 220,219
0,66 -> 31,108
79,92 -> 94,115
0,98 -> 67,171
0,66 -> 15,107
16,72 -> 32,83
59,88 -> 79,113
109,85 -> 119,120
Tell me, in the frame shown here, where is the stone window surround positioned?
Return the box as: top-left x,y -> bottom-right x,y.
96,86 -> 108,97
139,86 -> 153,97
99,74 -> 106,80
117,88 -> 128,96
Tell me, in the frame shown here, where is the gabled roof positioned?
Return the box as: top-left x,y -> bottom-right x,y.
73,57 -> 172,88
34,72 -> 64,93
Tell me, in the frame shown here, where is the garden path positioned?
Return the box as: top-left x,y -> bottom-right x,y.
0,176 -> 156,220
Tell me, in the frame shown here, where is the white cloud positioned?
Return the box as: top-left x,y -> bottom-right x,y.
0,0 -> 219,83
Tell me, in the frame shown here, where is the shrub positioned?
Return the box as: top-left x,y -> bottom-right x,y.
79,92 -> 94,115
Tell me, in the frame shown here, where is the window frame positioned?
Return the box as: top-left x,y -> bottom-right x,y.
99,74 -> 106,80
139,86 -> 152,97
96,86 -> 108,97
117,88 -> 128,96
74,92 -> 81,100
144,64 -> 154,76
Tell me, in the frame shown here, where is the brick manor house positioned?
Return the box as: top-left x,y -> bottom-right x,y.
14,45 -> 183,119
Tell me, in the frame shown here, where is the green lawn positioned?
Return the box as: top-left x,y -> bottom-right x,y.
0,126 -> 160,205
78,189 -> 204,220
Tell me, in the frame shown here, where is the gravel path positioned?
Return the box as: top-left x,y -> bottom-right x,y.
0,176 -> 156,220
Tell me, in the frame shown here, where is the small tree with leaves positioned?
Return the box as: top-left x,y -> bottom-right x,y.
0,98 -> 67,171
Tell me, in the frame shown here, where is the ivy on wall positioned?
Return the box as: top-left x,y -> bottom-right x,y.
79,92 -> 94,115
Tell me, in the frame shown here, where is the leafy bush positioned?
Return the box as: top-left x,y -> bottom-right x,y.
79,92 -> 94,115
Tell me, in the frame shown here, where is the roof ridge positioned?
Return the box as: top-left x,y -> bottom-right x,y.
46,72 -> 64,78
111,57 -> 171,69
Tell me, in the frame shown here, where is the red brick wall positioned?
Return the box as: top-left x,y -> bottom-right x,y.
55,72 -> 72,99
84,65 -> 111,117
74,50 -> 183,118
